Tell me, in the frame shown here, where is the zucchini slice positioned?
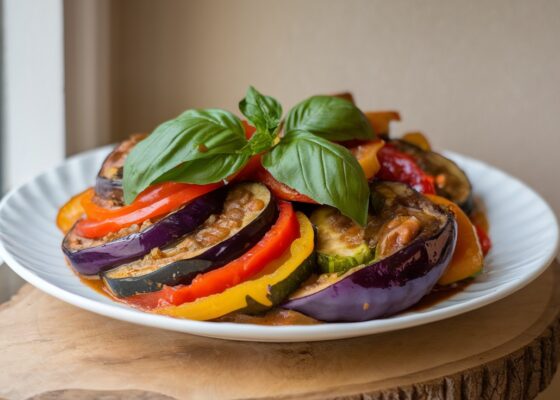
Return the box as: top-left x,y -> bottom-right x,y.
310,206 -> 373,274
102,182 -> 276,297
283,182 -> 457,322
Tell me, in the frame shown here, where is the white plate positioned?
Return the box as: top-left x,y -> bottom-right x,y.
0,146 -> 558,342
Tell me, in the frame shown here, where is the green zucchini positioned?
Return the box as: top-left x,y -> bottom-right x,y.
310,206 -> 373,274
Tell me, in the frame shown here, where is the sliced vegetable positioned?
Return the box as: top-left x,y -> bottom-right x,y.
231,154 -> 262,182
474,224 -> 492,256
95,134 -> 146,204
75,182 -> 222,239
155,212 -> 315,320
62,189 -> 226,275
331,92 -> 355,103
401,131 -> 431,152
56,189 -> 90,233
255,166 -> 317,204
83,182 -> 193,221
376,143 -> 437,194
426,194 -> 483,285
164,201 -> 299,305
470,209 -> 492,256
310,206 -> 373,274
102,183 -> 277,297
364,111 -> 401,137
283,182 -> 457,322
392,139 -> 473,213
349,140 -> 384,180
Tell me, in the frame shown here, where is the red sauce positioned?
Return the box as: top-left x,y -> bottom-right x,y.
216,309 -> 320,325
79,275 -> 108,296
78,273 -> 474,324
411,279 -> 473,311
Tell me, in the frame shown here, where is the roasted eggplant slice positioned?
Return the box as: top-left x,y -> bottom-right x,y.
95,134 -> 146,204
102,182 -> 277,297
156,213 -> 315,321
310,206 -> 373,274
391,139 -> 473,214
282,182 -> 457,322
62,189 -> 226,276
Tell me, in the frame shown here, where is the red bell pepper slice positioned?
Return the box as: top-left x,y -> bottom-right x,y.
75,182 -> 221,239
82,182 -> 193,221
76,121 -> 259,239
170,201 -> 299,304
474,224 -> 492,256
255,167 -> 317,204
123,201 -> 300,310
376,144 -> 436,194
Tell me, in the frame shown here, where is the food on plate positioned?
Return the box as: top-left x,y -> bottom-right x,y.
283,182 -> 457,322
57,86 -> 491,324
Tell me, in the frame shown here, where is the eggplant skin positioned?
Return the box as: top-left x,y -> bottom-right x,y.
62,189 -> 226,276
102,259 -> 214,298
102,185 -> 278,298
95,134 -> 146,203
282,215 -> 457,322
95,176 -> 123,204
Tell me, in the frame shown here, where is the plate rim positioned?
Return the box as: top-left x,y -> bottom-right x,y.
0,148 -> 558,342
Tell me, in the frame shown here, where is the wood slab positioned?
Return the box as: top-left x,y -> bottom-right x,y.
1,261 -> 559,400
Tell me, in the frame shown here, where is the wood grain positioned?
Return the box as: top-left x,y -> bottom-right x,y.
1,261 -> 559,400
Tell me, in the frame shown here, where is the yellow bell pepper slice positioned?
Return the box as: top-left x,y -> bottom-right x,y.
365,111 -> 401,136
426,194 -> 483,285
157,212 -> 314,320
350,140 -> 385,180
401,131 -> 431,152
56,188 -> 90,233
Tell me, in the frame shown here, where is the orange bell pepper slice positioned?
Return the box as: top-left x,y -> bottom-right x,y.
56,188 -> 90,233
365,111 -> 401,136
427,194 -> 484,285
349,139 -> 385,180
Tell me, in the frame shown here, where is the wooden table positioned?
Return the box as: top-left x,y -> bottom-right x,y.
1,261 -> 559,400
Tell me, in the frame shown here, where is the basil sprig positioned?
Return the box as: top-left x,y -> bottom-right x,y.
262,130 -> 369,224
123,87 -> 375,225
239,86 -> 282,135
285,95 -> 374,142
239,86 -> 283,154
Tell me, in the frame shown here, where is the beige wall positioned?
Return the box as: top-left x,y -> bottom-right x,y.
65,0 -> 560,218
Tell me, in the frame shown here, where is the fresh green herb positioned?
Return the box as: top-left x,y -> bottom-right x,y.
285,95 -> 373,142
123,109 -> 247,203
239,86 -> 282,135
153,153 -> 250,186
262,130 -> 369,225
123,87 -> 375,225
239,86 -> 282,155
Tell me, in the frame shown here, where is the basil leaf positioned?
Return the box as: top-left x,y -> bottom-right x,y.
123,109 -> 246,203
262,130 -> 369,225
239,86 -> 283,134
154,152 -> 250,185
245,131 -> 274,155
285,95 -> 374,142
